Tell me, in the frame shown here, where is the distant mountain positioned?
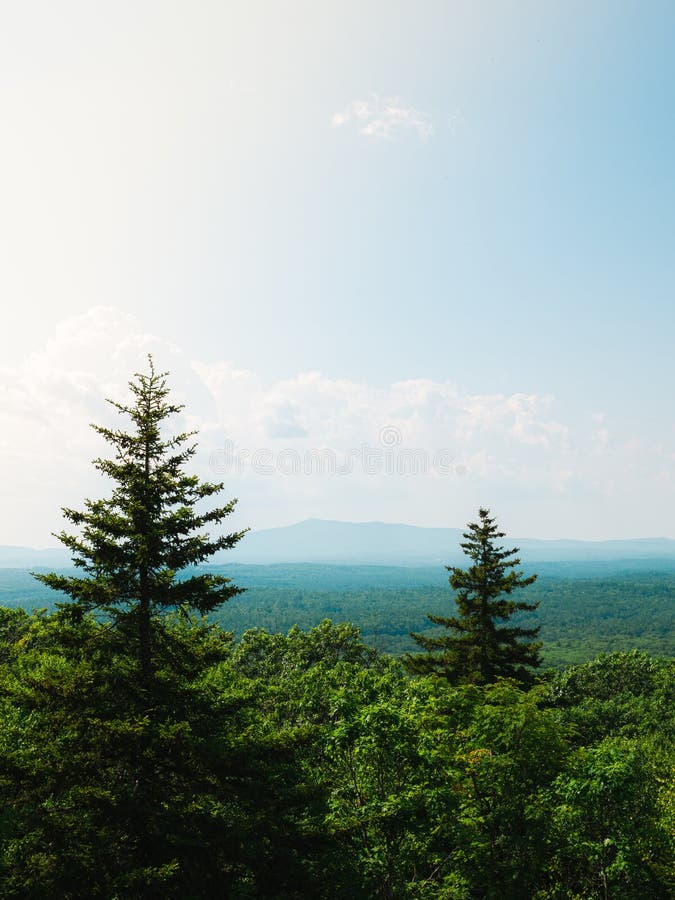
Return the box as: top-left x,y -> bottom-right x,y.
3,519 -> 675,568
217,519 -> 675,566
223,519 -> 465,566
0,546 -> 72,568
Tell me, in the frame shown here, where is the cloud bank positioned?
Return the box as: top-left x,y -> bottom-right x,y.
1,307 -> 672,544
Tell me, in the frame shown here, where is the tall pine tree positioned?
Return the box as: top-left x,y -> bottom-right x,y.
5,361 -> 320,896
406,508 -> 541,685
34,356 -> 247,681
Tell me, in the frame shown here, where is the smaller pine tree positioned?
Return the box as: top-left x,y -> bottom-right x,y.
406,508 -> 541,685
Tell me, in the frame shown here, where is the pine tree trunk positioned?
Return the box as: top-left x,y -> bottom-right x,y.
139,565 -> 152,683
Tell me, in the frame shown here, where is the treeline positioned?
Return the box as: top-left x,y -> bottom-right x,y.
0,610 -> 672,897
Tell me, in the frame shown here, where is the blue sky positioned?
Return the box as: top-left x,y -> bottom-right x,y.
1,1 -> 674,544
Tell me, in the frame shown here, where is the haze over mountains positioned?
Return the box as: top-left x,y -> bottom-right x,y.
222,519 -> 675,566
5,519 -> 675,569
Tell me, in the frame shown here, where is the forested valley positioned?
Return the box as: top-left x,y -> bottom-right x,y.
4,565 -> 674,669
0,362 -> 672,898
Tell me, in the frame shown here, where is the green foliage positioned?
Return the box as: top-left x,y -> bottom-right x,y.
413,682 -> 566,898
0,611 -> 326,898
407,509 -> 541,685
542,738 -> 673,898
231,619 -> 380,683
220,621 -> 403,896
223,624 -> 674,898
544,650 -> 675,745
537,652 -> 675,898
33,357 -> 246,681
0,611 -> 672,898
323,672 -> 443,898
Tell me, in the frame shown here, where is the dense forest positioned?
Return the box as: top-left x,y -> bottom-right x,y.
0,361 -> 672,898
0,610 -> 672,898
4,565 -> 673,669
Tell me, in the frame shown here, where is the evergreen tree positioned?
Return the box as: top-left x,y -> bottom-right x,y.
0,361 -> 324,896
406,508 -> 542,685
34,356 -> 247,681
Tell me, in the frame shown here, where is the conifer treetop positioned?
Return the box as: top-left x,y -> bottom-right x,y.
406,507 -> 541,685
34,356 -> 248,679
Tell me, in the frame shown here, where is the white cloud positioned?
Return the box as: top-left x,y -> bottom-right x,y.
0,307 -> 187,544
331,94 -> 433,141
3,306 -> 675,543
193,366 -> 577,494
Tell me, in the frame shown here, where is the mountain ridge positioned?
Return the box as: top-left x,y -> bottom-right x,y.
218,518 -> 675,565
3,518 -> 675,568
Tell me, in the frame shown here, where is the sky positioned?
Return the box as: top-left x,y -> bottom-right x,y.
1,0 -> 675,545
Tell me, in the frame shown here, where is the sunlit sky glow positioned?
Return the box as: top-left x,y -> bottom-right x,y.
2,1 -> 675,544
